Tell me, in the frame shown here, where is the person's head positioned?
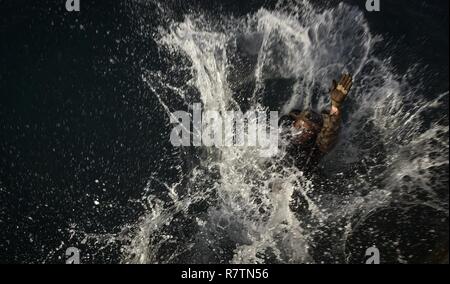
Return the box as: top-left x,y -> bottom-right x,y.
291,110 -> 323,146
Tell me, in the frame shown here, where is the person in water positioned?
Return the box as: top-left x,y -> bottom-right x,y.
279,73 -> 353,170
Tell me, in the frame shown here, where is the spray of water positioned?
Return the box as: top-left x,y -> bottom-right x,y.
71,0 -> 448,264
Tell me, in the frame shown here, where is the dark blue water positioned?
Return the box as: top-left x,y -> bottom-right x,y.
0,0 -> 448,263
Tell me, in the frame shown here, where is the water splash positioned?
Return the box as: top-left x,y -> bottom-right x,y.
73,0 -> 448,264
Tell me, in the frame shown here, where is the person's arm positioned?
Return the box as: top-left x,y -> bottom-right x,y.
316,74 -> 353,154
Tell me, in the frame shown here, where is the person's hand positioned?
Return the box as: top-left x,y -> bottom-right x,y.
330,73 -> 353,109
